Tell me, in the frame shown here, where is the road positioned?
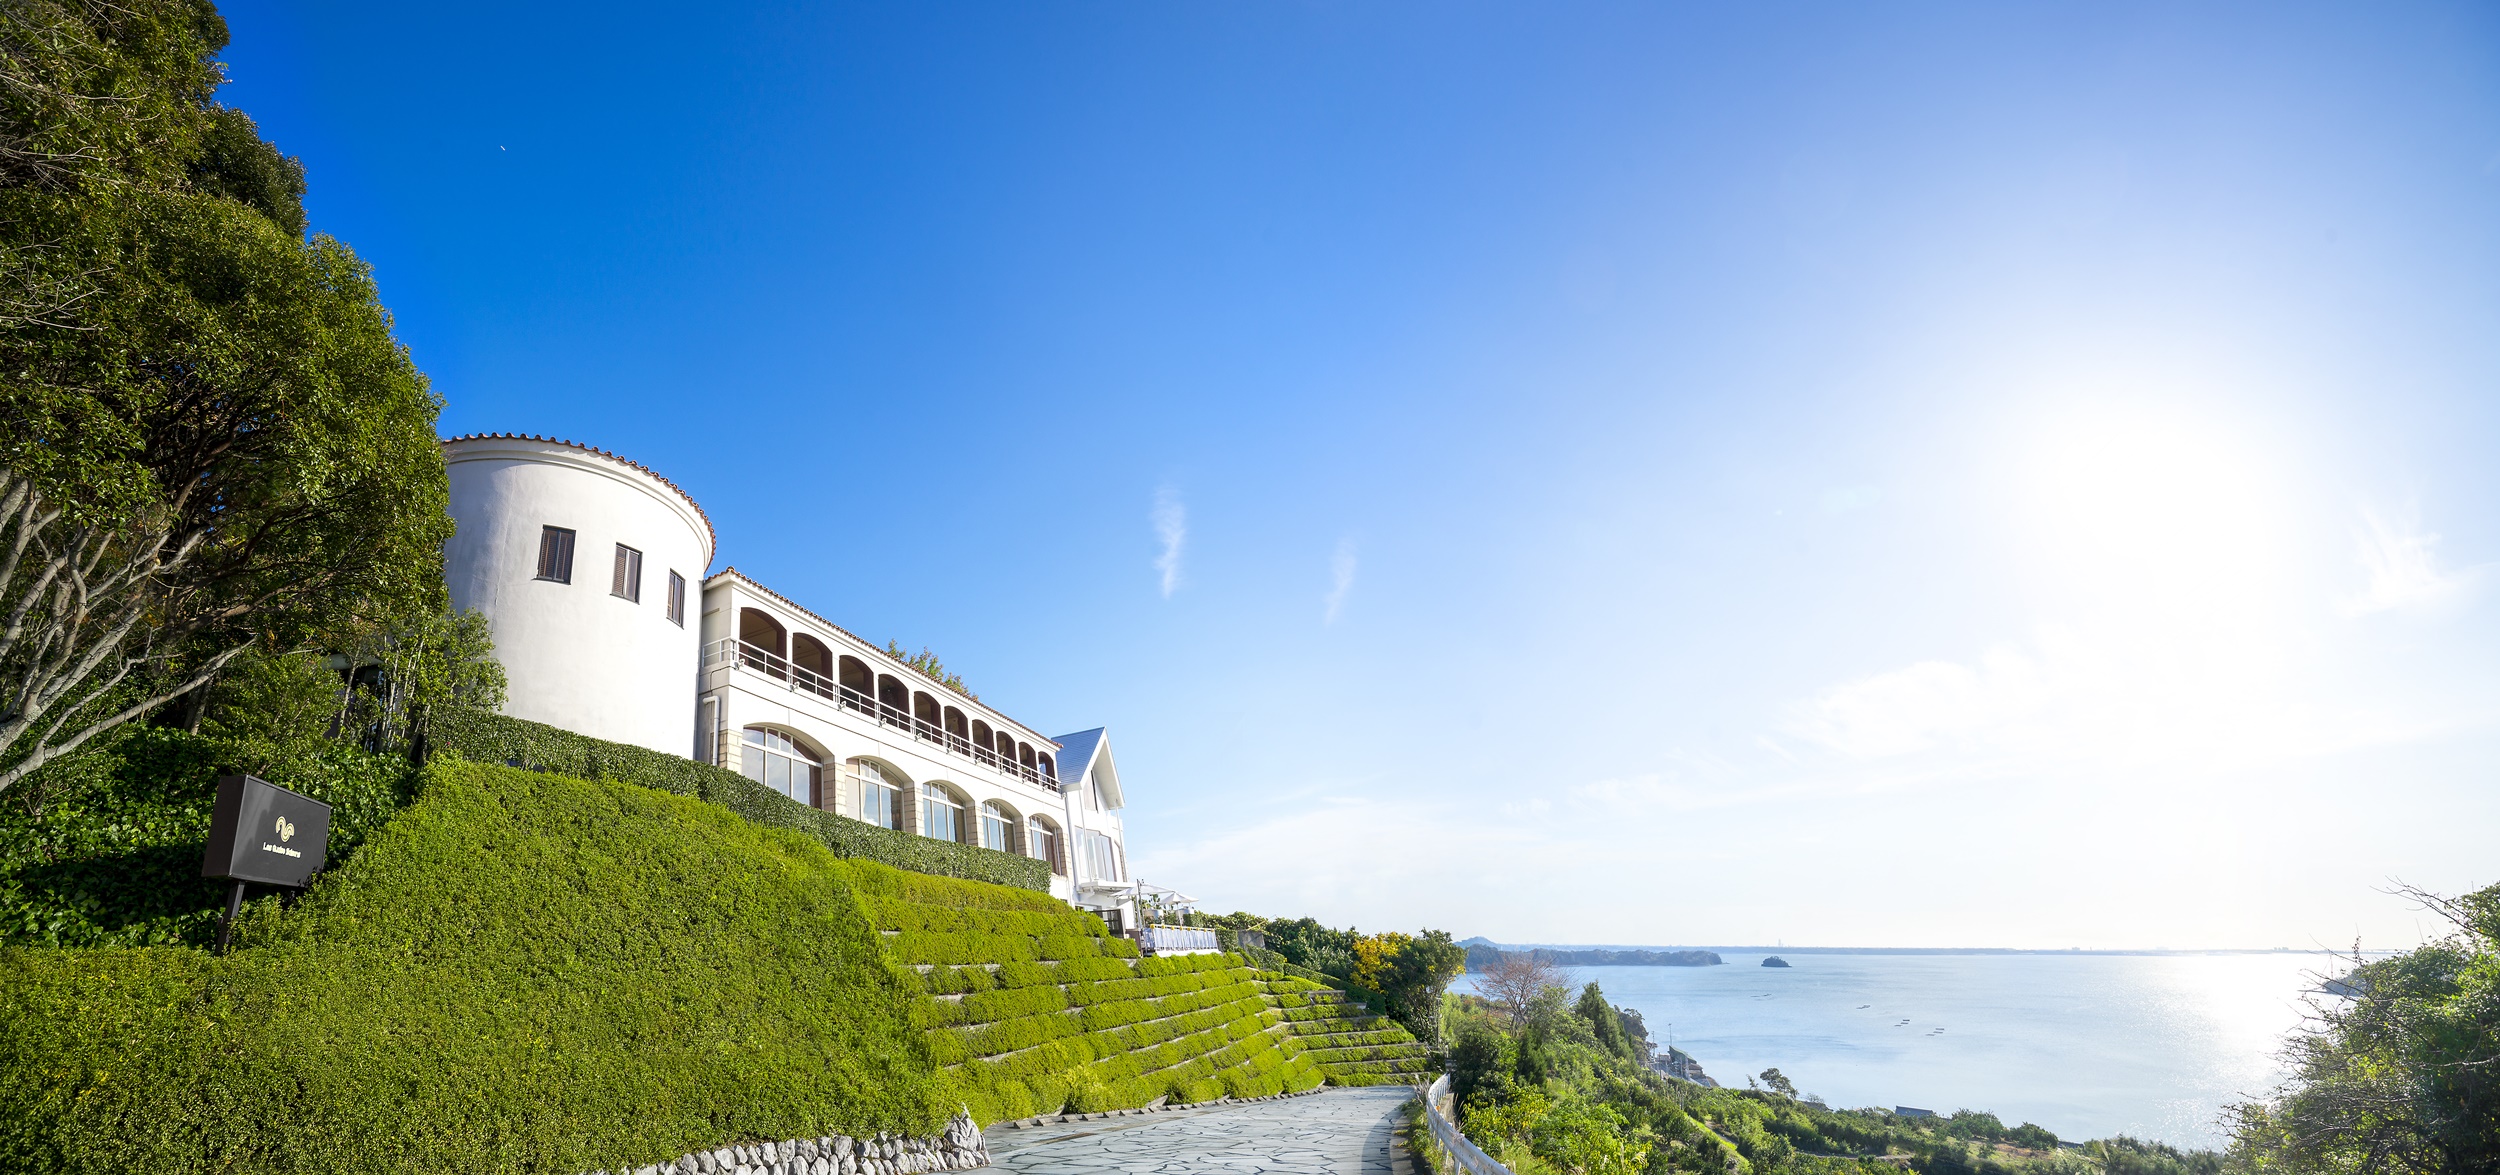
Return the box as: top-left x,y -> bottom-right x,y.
981,1087 -> 1414,1175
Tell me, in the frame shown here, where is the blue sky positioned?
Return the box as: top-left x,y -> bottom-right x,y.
221,1 -> 2500,948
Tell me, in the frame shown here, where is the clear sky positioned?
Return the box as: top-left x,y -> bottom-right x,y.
218,1 -> 2500,949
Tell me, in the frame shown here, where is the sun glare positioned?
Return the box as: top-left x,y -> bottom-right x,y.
2022,408 -> 2288,613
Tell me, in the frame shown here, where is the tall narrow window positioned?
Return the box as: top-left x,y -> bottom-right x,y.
695,697 -> 718,764
921,783 -> 960,842
612,543 -> 643,602
980,802 -> 1012,852
666,571 -> 687,626
1028,819 -> 1062,875
859,762 -> 900,830
1081,831 -> 1123,882
536,526 -> 576,583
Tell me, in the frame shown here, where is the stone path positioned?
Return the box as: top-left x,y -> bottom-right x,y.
981,1087 -> 1415,1175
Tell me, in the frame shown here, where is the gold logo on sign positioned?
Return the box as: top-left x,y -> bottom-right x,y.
275,816 -> 295,843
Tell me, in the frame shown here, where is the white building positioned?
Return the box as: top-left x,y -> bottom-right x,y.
442,433 -> 1136,927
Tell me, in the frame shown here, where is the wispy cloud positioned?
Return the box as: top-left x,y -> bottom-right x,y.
2347,508 -> 2471,615
1788,642 -> 2060,760
1324,537 -> 1357,623
1151,486 -> 1187,598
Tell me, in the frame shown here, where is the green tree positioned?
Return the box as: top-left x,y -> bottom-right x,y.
1577,981 -> 1634,1061
1448,1011 -> 1512,1105
1755,1067 -> 1797,1100
336,607 -> 507,759
1265,916 -> 1360,975
2228,881 -> 2499,1175
1379,928 -> 1468,1045
0,0 -> 450,795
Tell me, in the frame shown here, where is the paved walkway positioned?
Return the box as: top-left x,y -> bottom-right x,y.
981,1087 -> 1414,1175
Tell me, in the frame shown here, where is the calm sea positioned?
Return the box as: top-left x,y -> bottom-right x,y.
1454,951 -> 2338,1150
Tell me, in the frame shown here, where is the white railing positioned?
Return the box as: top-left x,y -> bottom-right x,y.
703,638 -> 1061,793
1136,925 -> 1221,954
1422,1074 -> 1514,1175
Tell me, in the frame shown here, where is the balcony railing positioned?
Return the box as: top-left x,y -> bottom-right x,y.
702,637 -> 1061,793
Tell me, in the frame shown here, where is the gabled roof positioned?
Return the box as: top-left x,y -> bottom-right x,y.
1051,727 -> 1122,809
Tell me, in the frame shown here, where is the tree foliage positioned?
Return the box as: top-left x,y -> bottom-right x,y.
1265,915 -> 1360,977
0,0 -> 450,795
2227,881 -> 2500,1175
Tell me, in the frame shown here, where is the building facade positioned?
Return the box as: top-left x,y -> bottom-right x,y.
442,434 -> 1134,924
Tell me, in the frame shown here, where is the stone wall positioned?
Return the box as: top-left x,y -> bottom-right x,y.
593,1111 -> 989,1175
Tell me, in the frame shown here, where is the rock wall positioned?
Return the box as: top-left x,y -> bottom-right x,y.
595,1112 -> 989,1175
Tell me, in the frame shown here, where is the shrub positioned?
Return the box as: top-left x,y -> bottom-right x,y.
0,726 -> 417,949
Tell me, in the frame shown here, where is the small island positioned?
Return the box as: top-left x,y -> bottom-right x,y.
1761,955 -> 1791,968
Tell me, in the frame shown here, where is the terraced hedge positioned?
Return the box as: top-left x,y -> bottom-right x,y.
1263,975 -> 1434,1086
861,873 -> 1333,1120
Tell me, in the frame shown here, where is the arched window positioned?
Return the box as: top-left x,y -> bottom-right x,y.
1018,742 -> 1037,772
876,675 -> 909,725
1027,817 -> 1063,876
971,720 -> 996,765
921,783 -> 962,842
980,801 -> 1014,852
741,727 -> 819,805
838,656 -> 873,713
943,707 -> 970,754
857,761 -> 901,830
1037,752 -> 1055,782
791,634 -> 833,695
739,609 -> 788,677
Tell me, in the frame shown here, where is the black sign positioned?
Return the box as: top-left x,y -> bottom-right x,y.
200,775 -> 332,888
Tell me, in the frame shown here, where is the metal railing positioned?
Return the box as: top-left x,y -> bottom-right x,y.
1422,1074 -> 1514,1175
702,638 -> 1061,793
1134,925 -> 1221,955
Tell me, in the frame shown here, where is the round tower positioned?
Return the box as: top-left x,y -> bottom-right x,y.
442,434 -> 714,755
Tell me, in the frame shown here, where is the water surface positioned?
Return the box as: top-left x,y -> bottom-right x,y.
1456,951 -> 2333,1149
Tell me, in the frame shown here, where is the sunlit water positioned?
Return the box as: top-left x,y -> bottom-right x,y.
1454,952 -> 2336,1150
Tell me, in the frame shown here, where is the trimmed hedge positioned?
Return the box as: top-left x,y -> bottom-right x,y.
433,710 -> 1052,892
851,873 -> 1344,1121
0,760 -> 956,1175
0,726 -> 418,948
1261,976 -> 1433,1085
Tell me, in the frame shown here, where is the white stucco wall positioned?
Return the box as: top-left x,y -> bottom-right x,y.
695,575 -> 1120,912
444,436 -> 713,755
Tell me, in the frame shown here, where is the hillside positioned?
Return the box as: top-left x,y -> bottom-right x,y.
1461,938 -> 1724,968
0,758 -> 1434,1173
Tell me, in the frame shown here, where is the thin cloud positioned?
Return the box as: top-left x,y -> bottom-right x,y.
1151,486 -> 1187,598
2347,508 -> 2470,615
1324,537 -> 1357,623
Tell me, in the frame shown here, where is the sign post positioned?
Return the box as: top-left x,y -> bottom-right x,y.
199,774 -> 332,955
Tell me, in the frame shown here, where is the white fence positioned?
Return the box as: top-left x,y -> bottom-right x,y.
1137,925 -> 1221,954
1420,1074 -> 1515,1175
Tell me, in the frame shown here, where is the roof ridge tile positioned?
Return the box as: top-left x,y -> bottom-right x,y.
441,432 -> 717,560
